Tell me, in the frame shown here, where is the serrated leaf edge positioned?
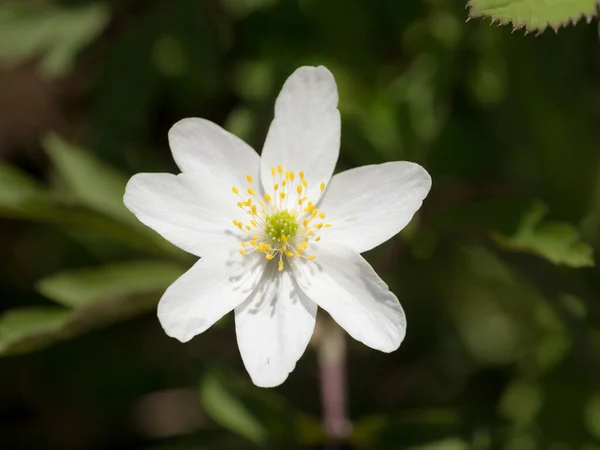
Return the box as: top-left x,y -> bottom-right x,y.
466,0 -> 600,36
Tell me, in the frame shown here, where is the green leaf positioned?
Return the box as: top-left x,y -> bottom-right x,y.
0,307 -> 71,355
43,134 -> 133,224
199,369 -> 322,446
42,134 -> 184,258
467,0 -> 599,34
0,164 -> 47,207
200,370 -> 268,445
0,261 -> 185,356
0,2 -> 110,77
0,163 -> 181,258
493,201 -> 594,268
37,261 -> 185,308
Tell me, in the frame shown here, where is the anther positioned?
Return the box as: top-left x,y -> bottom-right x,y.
247,188 -> 255,195
320,182 -> 326,192
232,186 -> 239,194
246,175 -> 253,183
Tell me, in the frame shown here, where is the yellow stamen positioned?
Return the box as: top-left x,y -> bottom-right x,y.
236,167 -> 329,271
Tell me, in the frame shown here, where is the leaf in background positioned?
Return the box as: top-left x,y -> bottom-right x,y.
467,0 -> 599,35
0,161 -> 183,258
199,370 -> 268,446
0,164 -> 47,207
43,134 -> 132,224
0,307 -> 71,355
37,261 -> 185,308
493,201 -> 594,268
42,134 -> 184,258
0,2 -> 110,77
0,261 -> 185,356
199,369 -> 322,446
352,409 -> 461,448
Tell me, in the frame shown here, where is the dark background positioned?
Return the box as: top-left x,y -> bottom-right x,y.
1,0 -> 600,448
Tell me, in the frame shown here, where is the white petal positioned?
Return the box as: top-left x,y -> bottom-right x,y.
169,118 -> 260,187
318,162 -> 431,254
260,66 -> 340,202
124,172 -> 246,257
291,243 -> 405,352
158,251 -> 265,343
235,265 -> 317,388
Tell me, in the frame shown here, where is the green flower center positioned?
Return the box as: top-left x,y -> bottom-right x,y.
265,210 -> 298,242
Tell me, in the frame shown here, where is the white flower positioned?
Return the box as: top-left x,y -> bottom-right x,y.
124,66 -> 432,388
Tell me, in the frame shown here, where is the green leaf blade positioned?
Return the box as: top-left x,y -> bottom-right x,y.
468,0 -> 599,34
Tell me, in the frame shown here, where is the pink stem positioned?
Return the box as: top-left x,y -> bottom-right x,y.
318,321 -> 351,445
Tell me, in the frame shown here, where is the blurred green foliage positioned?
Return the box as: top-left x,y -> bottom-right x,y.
0,0 -> 600,449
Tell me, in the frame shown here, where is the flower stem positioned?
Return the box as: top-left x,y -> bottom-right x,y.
317,318 -> 351,446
